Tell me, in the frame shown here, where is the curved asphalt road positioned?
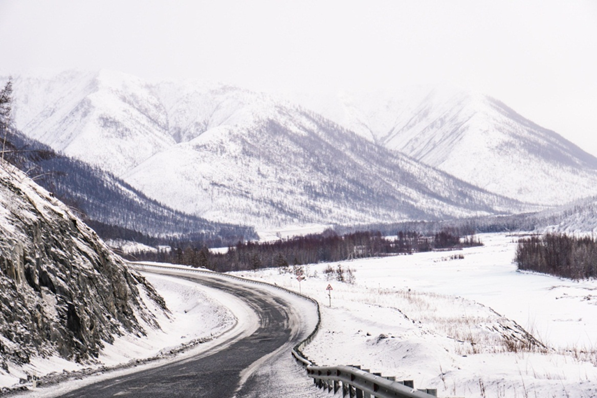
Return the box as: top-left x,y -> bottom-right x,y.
58,268 -> 311,398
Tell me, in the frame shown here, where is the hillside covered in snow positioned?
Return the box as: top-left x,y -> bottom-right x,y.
5,71 -> 539,228
1,127 -> 257,243
289,86 -> 597,206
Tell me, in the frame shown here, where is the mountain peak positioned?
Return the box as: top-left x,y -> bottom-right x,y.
7,70 -> 597,227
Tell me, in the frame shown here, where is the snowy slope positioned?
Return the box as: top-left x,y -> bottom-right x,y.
123,107 -> 531,228
9,70 -> 174,176
1,128 -> 256,241
6,71 -> 535,228
526,195 -> 597,234
290,86 -> 597,205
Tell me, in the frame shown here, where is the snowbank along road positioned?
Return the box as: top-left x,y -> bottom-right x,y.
54,266 -> 324,398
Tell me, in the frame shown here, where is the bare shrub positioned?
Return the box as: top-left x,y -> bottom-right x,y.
324,264 -> 335,280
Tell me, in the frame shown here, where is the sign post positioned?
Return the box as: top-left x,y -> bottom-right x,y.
296,274 -> 305,294
326,284 -> 333,307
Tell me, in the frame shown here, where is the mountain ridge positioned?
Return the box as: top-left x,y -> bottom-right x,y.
288,86 -> 597,205
4,70 -> 556,228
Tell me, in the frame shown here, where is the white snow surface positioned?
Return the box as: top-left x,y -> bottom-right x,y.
256,224 -> 332,242
232,233 -> 597,398
105,239 -> 158,254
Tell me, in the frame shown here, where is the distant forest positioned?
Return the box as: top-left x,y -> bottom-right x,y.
130,228 -> 482,272
515,233 -> 597,279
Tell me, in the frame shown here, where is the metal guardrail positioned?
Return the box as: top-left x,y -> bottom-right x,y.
306,365 -> 437,397
130,263 -> 439,398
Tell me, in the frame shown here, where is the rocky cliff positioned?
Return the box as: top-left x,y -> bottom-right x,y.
0,161 -> 167,373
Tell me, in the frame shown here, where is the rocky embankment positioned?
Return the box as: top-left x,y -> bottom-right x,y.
0,162 -> 167,374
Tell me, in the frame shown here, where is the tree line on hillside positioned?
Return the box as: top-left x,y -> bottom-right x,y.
515,233 -> 597,279
334,215 -> 545,237
129,228 -> 482,272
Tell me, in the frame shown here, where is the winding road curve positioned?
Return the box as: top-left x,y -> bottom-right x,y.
58,267 -> 320,398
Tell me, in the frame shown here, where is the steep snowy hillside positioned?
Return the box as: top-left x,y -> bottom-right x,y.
525,196 -> 597,234
290,86 -> 597,205
124,107 -> 531,227
7,72 -> 272,177
10,70 -> 174,176
155,79 -> 280,145
2,128 -> 256,242
0,161 -> 166,370
6,71 -> 536,227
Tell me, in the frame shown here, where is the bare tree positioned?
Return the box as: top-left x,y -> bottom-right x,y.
0,78 -> 13,162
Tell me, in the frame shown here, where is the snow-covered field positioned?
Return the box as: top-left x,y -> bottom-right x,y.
105,239 -> 159,254
256,224 -> 332,242
232,233 -> 597,398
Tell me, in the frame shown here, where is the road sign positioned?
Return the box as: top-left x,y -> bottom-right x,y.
326,284 -> 333,291
296,275 -> 305,294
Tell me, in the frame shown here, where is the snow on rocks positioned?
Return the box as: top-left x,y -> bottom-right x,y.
0,163 -> 237,393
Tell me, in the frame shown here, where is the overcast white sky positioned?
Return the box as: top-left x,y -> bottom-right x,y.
1,0 -> 596,155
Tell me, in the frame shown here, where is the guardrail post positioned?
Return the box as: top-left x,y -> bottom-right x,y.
334,380 -> 340,394
342,381 -> 349,397
356,387 -> 363,398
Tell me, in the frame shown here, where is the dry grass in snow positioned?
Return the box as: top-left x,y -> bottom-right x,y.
233,233 -> 597,398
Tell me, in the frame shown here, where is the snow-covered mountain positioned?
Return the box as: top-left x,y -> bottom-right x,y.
0,161 -> 166,368
524,196 -> 597,234
2,127 -> 256,242
289,86 -> 597,205
10,70 -> 173,176
124,107 -> 533,227
6,71 -> 536,227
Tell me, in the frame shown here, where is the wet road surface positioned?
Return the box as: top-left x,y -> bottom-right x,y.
59,269 -> 308,398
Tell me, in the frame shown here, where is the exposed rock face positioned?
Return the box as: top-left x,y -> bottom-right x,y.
0,162 -> 167,370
